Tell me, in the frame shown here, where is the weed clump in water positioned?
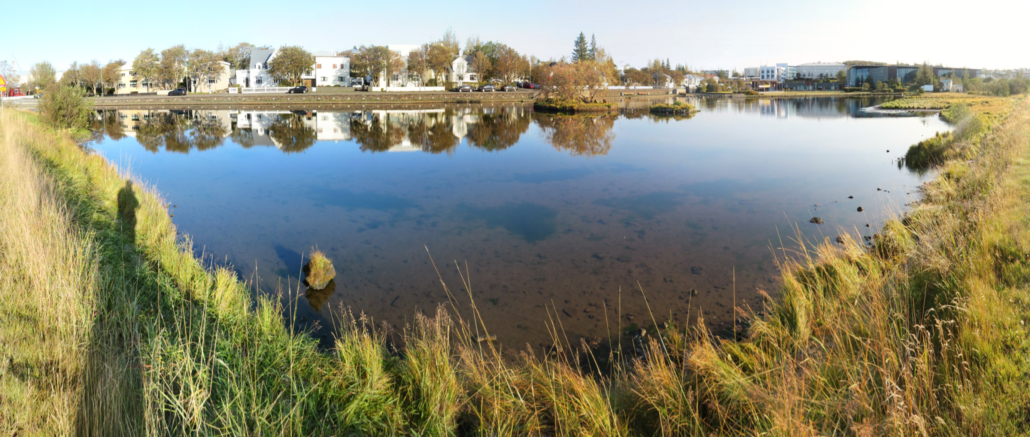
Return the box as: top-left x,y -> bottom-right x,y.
304,250 -> 336,290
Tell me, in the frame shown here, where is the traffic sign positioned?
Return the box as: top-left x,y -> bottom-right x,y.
0,75 -> 6,92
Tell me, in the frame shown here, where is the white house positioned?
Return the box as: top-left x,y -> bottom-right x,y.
302,51 -> 351,87
940,78 -> 964,92
682,74 -> 704,91
235,48 -> 279,88
450,53 -> 477,84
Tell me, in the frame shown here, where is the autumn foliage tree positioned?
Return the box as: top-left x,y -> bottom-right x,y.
538,46 -> 618,103
268,46 -> 314,86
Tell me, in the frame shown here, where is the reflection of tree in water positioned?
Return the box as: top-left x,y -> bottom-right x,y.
135,111 -> 227,153
229,126 -> 255,148
92,110 -> 126,141
535,114 -> 616,157
189,115 -> 228,152
267,113 -> 317,154
136,112 -> 189,153
408,115 -> 459,155
467,112 -> 531,152
350,114 -> 405,153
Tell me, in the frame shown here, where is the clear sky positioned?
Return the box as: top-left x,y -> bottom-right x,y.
2,0 -> 1026,76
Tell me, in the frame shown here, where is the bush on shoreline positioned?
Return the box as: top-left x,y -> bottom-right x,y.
38,84 -> 94,130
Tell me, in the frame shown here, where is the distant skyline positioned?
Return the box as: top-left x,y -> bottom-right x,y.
3,0 -> 1027,77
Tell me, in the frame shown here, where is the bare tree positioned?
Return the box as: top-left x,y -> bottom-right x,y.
0,61 -> 19,87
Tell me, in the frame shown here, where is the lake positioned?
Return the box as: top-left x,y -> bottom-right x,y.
88,97 -> 947,350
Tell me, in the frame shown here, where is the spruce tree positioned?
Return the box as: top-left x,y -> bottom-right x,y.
573,32 -> 589,63
589,34 -> 597,61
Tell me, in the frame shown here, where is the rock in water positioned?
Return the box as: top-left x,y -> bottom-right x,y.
810,217 -> 825,224
304,250 -> 337,290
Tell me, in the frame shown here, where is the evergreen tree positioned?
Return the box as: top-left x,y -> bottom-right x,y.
588,34 -> 597,61
573,32 -> 589,63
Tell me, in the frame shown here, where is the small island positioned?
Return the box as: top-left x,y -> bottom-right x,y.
649,101 -> 699,115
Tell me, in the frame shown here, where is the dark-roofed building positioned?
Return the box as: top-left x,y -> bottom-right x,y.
847,64 -> 981,87
234,48 -> 279,88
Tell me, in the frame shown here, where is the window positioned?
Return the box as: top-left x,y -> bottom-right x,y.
130,81 -> 138,87
339,76 -> 345,82
321,77 -> 327,82
209,79 -> 215,84
332,64 -> 336,69
317,64 -> 321,69
256,78 -> 262,85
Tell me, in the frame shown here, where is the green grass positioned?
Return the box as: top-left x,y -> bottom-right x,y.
2,95 -> 1030,435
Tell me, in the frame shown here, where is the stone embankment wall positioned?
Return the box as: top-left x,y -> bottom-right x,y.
92,88 -> 676,108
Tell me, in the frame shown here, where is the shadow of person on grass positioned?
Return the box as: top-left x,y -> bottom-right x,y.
117,181 -> 139,243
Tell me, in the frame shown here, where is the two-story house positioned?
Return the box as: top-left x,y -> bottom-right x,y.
301,52 -> 351,87
234,48 -> 279,88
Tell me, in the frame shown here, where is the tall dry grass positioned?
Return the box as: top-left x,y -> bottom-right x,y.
0,94 -> 1028,436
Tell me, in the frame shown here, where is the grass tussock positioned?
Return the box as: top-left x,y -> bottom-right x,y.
303,249 -> 335,290
1,95 -> 1030,435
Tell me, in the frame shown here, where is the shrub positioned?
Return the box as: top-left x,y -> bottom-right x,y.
905,131 -> 953,169
38,85 -> 93,130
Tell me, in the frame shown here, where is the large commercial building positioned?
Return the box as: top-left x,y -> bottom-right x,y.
847,65 -> 981,87
794,63 -> 846,80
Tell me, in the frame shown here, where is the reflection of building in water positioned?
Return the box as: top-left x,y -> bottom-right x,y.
710,98 -> 852,119
232,110 -> 351,148
348,107 -> 528,153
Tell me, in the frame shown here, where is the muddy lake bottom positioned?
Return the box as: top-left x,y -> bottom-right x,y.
88,96 -> 946,351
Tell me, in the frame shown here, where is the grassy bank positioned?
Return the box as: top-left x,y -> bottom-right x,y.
2,94 -> 1030,435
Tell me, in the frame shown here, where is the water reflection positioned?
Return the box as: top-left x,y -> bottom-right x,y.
535,114 -> 616,157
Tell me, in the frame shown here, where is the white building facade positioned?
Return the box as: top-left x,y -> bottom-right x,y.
234,48 -> 279,88
303,52 -> 351,87
759,65 -> 785,82
794,62 -> 846,80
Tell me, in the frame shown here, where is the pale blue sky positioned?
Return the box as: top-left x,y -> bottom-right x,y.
3,0 -> 1026,75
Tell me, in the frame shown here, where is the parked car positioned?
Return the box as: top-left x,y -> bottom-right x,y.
522,83 -> 540,89
33,92 -> 43,99
455,85 -> 473,93
287,86 -> 308,94
168,88 -> 187,96
479,84 -> 496,92
502,85 -> 516,92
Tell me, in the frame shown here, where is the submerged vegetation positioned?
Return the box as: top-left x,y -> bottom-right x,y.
2,93 -> 1030,435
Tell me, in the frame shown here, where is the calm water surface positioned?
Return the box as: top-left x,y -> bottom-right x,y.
89,97 -> 948,349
